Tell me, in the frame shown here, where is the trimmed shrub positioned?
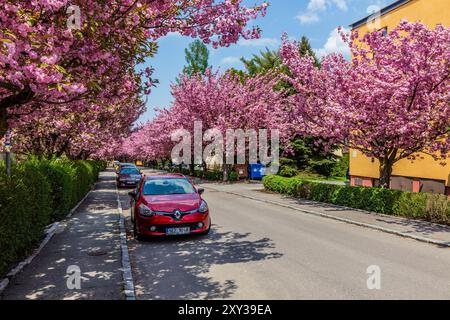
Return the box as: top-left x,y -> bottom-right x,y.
0,162 -> 52,276
424,194 -> 450,224
203,170 -> 223,181
263,175 -> 302,195
0,158 -> 104,277
228,171 -> 239,181
279,165 -> 299,178
263,175 -> 450,224
29,159 -> 73,221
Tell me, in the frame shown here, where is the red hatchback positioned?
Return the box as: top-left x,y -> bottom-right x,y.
129,174 -> 211,240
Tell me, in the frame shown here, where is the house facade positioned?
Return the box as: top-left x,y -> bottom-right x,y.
348,0 -> 450,195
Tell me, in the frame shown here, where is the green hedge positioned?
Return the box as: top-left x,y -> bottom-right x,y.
168,167 -> 237,181
263,175 -> 450,224
0,159 -> 105,277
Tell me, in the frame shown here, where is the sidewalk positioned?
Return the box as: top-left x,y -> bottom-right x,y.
200,181 -> 450,247
1,170 -> 123,300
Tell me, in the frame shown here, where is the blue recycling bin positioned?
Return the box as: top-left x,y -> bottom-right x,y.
249,163 -> 265,180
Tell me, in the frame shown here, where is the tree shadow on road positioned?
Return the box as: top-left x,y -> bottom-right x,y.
127,225 -> 283,300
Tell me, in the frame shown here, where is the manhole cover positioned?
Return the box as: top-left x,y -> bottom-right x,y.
87,249 -> 107,256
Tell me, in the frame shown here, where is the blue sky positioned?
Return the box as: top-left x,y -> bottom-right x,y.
138,0 -> 390,123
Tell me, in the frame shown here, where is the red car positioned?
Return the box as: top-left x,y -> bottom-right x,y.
129,174 -> 211,240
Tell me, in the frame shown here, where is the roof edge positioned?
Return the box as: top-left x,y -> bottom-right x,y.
349,0 -> 412,30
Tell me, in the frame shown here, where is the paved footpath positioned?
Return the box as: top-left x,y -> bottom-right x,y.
1,169 -> 123,300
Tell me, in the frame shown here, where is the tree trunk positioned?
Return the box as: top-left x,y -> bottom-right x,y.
378,150 -> 398,188
0,106 -> 8,139
189,153 -> 195,175
223,164 -> 229,182
202,161 -> 207,178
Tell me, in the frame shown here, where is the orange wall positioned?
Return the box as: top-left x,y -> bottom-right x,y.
349,150 -> 450,186
354,0 -> 450,34
350,0 -> 450,186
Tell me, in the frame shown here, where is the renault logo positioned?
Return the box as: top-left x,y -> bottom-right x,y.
174,210 -> 182,220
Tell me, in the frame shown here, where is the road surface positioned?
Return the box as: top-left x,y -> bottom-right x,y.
117,169 -> 450,300
3,169 -> 449,300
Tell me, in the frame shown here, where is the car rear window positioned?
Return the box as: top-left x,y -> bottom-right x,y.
121,164 -> 136,168
143,178 -> 196,195
120,168 -> 140,175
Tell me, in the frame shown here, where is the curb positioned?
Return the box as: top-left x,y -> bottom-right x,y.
209,187 -> 450,248
0,187 -> 94,296
115,186 -> 136,300
66,186 -> 94,218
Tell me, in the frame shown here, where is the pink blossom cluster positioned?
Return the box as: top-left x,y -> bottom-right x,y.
0,0 -> 268,157
113,69 -> 285,160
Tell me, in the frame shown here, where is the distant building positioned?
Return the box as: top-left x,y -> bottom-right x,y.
349,0 -> 450,195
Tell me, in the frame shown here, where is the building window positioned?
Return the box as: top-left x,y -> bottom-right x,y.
389,176 -> 446,195
419,178 -> 445,195
390,176 -> 413,192
355,177 -> 362,186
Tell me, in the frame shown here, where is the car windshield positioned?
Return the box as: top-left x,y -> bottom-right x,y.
120,168 -> 140,175
143,178 -> 196,195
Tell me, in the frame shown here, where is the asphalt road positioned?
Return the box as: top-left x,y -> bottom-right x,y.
118,170 -> 450,300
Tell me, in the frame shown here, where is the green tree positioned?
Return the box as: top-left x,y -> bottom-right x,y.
297,36 -> 320,68
182,40 -> 210,77
241,48 -> 283,76
240,36 -> 319,77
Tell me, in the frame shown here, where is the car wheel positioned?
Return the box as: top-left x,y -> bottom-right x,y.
133,220 -> 144,241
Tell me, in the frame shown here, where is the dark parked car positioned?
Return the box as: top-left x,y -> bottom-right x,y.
117,167 -> 142,187
115,162 -> 137,174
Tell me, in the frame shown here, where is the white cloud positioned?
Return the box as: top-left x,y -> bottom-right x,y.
331,0 -> 348,11
220,56 -> 241,65
314,27 -> 350,59
307,0 -> 327,11
237,37 -> 280,47
296,0 -> 348,24
296,12 -> 320,25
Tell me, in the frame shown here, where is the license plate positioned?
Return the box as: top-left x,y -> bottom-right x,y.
166,227 -> 190,235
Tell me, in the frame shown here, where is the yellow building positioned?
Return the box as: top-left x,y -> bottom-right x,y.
349,0 -> 450,195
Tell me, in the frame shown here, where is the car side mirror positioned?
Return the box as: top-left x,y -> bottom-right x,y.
197,188 -> 205,195
128,191 -> 138,199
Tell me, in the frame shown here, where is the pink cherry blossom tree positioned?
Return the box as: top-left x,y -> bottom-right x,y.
12,95 -> 145,159
279,21 -> 450,188
119,68 -> 285,179
0,0 -> 268,140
